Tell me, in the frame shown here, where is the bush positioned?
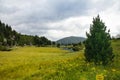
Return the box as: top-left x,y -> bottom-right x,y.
57,43 -> 60,48
72,46 -> 83,51
72,46 -> 80,51
0,46 -> 12,51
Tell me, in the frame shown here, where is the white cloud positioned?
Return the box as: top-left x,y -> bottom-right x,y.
99,1 -> 120,36
44,16 -> 92,40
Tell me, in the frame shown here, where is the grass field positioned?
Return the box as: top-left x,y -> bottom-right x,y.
0,40 -> 120,80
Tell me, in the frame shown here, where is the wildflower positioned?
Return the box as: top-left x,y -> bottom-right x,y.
112,69 -> 116,72
69,64 -> 72,67
96,74 -> 104,80
76,64 -> 79,67
104,75 -> 107,77
86,63 -> 90,66
91,67 -> 96,71
103,70 -> 107,73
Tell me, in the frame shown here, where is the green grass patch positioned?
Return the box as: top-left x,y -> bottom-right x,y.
0,40 -> 120,80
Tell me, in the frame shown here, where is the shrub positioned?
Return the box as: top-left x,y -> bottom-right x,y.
72,46 -> 80,51
0,46 -> 12,51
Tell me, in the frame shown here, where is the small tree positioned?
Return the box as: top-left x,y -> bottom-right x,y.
85,15 -> 114,65
57,43 -> 60,48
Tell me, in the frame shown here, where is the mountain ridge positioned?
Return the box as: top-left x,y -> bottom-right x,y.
56,36 -> 86,45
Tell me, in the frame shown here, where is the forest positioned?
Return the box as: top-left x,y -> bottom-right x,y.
0,20 -> 52,50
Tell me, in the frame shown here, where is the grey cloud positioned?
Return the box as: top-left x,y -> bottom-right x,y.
48,0 -> 90,19
13,0 -> 91,24
14,24 -> 47,36
1,0 -> 91,30
0,5 -> 18,14
0,0 -> 120,40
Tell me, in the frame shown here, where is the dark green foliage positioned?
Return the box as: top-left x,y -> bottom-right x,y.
72,43 -> 83,51
0,46 -> 12,51
18,34 -> 34,46
0,20 -> 52,49
78,42 -> 82,46
72,43 -> 78,47
72,46 -> 80,51
40,36 -> 51,46
34,36 -> 51,47
84,15 -> 114,65
34,35 -> 40,46
57,43 -> 60,48
0,20 -> 19,47
51,41 -> 56,47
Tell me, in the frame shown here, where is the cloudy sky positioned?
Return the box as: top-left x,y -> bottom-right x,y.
0,0 -> 120,41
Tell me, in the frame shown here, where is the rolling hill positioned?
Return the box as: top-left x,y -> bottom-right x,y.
56,36 -> 86,45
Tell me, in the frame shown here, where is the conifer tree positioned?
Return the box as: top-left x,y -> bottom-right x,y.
85,15 -> 114,65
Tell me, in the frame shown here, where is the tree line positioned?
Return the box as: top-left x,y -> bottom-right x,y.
0,20 -> 51,48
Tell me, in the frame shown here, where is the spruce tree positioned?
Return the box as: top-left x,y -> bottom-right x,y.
84,15 -> 114,65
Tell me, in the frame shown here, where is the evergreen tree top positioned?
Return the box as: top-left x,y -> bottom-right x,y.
85,15 -> 114,65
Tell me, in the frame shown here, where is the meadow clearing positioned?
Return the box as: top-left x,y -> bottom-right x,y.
0,40 -> 120,80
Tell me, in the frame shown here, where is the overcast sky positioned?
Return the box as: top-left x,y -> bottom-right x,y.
0,0 -> 120,41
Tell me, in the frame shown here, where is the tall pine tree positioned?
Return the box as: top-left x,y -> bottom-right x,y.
85,15 -> 114,65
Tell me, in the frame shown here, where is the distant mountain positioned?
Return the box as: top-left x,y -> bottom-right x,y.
56,36 -> 86,45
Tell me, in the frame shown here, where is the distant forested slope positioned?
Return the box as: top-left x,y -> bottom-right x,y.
0,20 -> 51,47
56,36 -> 86,45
